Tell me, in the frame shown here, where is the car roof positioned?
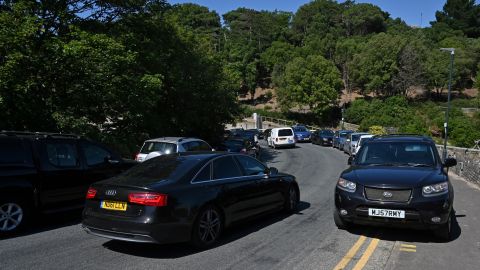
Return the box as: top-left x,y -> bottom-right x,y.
272,127 -> 293,130
369,135 -> 434,143
145,137 -> 202,144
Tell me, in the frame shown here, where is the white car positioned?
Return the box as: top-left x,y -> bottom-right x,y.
268,127 -> 295,149
345,133 -> 369,155
353,134 -> 374,156
135,137 -> 213,162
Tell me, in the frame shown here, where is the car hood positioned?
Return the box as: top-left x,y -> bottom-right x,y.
342,166 -> 446,189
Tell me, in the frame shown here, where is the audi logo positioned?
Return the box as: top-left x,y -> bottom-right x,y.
383,191 -> 393,198
105,190 -> 117,196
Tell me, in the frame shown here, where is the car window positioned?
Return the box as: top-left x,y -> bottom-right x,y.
186,141 -> 212,151
357,142 -> 436,166
212,156 -> 243,179
278,129 -> 293,136
46,141 -> 78,167
194,163 -> 211,182
80,141 -> 113,166
293,127 -> 307,132
235,155 -> 266,176
141,142 -> 177,154
0,139 -> 32,165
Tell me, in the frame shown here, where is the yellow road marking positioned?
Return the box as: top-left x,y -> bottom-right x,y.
352,238 -> 380,270
399,248 -> 417,252
333,235 -> 367,270
400,244 -> 416,249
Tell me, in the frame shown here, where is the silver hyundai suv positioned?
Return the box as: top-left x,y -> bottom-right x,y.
135,137 -> 213,162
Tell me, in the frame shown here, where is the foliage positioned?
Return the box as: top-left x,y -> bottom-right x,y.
368,126 -> 387,135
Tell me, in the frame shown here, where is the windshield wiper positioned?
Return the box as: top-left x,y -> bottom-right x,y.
366,163 -> 396,167
405,163 -> 433,167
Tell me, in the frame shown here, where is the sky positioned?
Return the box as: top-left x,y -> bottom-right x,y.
167,0 -> 447,28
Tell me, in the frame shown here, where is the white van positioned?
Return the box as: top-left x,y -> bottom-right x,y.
268,127 -> 295,148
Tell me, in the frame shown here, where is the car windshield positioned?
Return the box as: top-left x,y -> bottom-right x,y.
321,130 -> 334,135
340,132 -> 352,138
278,129 -> 293,136
293,127 -> 307,132
140,142 -> 177,155
223,140 -> 245,150
356,142 -> 437,167
351,134 -> 365,141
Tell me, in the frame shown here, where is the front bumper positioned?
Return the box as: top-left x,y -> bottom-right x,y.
334,187 -> 452,230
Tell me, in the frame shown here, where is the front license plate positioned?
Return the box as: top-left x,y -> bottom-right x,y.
368,208 -> 405,219
101,200 -> 127,211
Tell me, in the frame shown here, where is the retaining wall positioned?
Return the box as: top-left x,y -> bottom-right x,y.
437,145 -> 480,186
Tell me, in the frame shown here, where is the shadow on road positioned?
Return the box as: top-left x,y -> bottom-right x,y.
345,212 -> 463,243
0,209 -> 82,241
102,201 -> 311,259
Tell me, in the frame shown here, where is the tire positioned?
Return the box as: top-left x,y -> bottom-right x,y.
0,196 -> 31,235
284,185 -> 299,213
191,205 -> 223,249
434,212 -> 452,242
333,209 -> 349,230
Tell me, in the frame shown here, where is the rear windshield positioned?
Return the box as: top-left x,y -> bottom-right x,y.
0,139 -> 32,166
224,140 -> 244,150
357,142 -> 437,167
140,142 -> 177,155
293,126 -> 307,132
112,155 -> 201,185
278,129 -> 293,136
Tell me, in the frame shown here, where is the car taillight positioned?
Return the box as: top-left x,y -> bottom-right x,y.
134,153 -> 140,161
86,187 -> 97,199
128,192 -> 168,207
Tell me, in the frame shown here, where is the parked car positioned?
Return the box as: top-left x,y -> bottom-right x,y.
216,138 -> 259,158
268,127 -> 296,149
247,128 -> 263,140
291,125 -> 311,142
135,137 -> 213,162
344,132 -> 369,155
334,135 -> 457,241
337,130 -> 354,151
353,134 -> 374,156
82,152 -> 300,248
0,131 -> 137,235
312,129 -> 334,146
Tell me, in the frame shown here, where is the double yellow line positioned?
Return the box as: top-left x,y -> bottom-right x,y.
333,235 -> 380,270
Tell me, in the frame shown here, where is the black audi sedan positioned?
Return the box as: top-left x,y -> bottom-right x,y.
334,135 -> 457,241
82,152 -> 299,248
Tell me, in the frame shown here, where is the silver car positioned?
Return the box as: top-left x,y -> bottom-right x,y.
344,133 -> 369,155
135,137 -> 213,162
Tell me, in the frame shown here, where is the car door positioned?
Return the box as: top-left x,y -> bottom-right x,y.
210,156 -> 264,222
79,140 -> 125,189
235,155 -> 284,211
37,138 -> 85,211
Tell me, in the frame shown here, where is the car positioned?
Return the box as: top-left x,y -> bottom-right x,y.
312,129 -> 334,146
0,131 -> 137,235
82,152 -> 300,248
344,132 -> 369,155
247,128 -> 264,140
333,130 -> 340,148
353,134 -> 374,156
135,137 -> 213,162
291,125 -> 311,142
216,138 -> 259,158
337,130 -> 354,151
268,127 -> 296,149
334,135 -> 457,241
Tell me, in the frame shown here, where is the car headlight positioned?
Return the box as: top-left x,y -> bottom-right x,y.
422,182 -> 448,197
337,178 -> 356,193
323,138 -> 328,141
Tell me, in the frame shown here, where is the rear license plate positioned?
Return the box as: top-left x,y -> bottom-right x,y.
368,208 -> 405,219
101,200 -> 127,211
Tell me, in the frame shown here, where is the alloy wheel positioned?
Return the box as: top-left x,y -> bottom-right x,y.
0,203 -> 23,232
198,208 -> 221,244
289,187 -> 298,211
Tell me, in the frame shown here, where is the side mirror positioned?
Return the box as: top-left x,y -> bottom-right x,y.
347,156 -> 353,165
265,167 -> 278,176
443,158 -> 457,168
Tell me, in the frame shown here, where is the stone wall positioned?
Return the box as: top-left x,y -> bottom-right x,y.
437,145 -> 480,186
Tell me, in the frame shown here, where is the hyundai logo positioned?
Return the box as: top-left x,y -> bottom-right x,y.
105,190 -> 117,196
383,191 -> 393,198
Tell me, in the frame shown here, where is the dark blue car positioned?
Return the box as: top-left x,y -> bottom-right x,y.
292,125 -> 311,142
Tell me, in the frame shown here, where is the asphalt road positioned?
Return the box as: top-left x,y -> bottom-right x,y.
1,143 -> 479,270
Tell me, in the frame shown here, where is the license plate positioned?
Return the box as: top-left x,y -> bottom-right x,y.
368,208 -> 405,219
101,200 -> 127,211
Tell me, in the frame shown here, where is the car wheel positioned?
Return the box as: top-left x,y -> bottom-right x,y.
284,185 -> 299,213
0,196 -> 30,235
333,209 -> 350,230
191,205 -> 223,249
434,212 -> 452,242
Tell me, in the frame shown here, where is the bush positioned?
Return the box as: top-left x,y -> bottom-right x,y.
369,125 -> 387,135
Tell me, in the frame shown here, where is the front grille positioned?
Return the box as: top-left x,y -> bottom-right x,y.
364,187 -> 412,202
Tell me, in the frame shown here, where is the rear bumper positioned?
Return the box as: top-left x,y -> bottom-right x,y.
82,210 -> 192,244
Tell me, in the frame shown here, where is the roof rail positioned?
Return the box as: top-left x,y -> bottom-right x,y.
0,130 -> 81,139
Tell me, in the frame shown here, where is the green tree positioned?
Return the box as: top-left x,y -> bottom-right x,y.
434,0 -> 480,38
277,55 -> 342,113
